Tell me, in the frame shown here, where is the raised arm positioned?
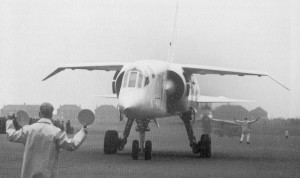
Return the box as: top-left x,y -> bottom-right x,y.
6,119 -> 28,144
249,117 -> 260,124
56,128 -> 87,151
233,117 -> 243,124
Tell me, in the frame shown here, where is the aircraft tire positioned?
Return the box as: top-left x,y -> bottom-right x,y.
132,140 -> 139,160
145,140 -> 152,160
198,140 -> 204,158
104,130 -> 119,154
199,134 -> 211,158
205,136 -> 211,158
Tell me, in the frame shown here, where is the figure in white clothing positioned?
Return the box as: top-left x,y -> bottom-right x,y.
285,130 -> 289,139
234,117 -> 260,144
6,102 -> 88,178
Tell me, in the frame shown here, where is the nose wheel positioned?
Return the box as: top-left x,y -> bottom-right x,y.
132,140 -> 139,160
145,140 -> 152,160
131,140 -> 152,160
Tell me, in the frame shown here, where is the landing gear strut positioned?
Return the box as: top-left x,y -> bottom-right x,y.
118,117 -> 134,151
180,109 -> 211,158
131,119 -> 152,160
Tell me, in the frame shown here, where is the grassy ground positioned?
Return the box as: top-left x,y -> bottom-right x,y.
1,118 -> 299,178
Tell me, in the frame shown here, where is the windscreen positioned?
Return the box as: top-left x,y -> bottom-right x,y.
123,71 -> 144,88
128,72 -> 138,88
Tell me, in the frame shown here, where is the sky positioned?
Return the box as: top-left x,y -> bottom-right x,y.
0,0 -> 299,118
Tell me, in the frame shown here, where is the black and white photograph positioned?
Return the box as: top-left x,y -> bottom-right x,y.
0,0 -> 300,177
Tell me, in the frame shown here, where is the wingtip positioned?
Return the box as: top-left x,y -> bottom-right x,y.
42,75 -> 50,81
267,75 -> 290,91
42,68 -> 64,82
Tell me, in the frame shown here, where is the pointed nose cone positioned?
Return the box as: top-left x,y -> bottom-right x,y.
118,99 -> 136,112
118,94 -> 141,117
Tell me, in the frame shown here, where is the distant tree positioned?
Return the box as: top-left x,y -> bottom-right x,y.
95,105 -> 119,121
212,105 -> 249,120
249,107 -> 268,120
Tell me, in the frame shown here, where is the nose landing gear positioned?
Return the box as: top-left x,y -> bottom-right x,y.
145,140 -> 152,160
132,140 -> 139,160
104,118 -> 153,160
132,139 -> 152,160
132,119 -> 152,160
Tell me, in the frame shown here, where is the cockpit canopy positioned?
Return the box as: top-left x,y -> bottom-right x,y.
122,71 -> 145,88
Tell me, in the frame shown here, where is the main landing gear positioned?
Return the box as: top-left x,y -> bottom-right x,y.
180,109 -> 211,158
104,117 -> 134,154
103,109 -> 211,159
103,118 -> 152,160
104,130 -> 119,154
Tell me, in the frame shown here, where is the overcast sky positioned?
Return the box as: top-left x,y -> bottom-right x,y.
0,0 -> 299,118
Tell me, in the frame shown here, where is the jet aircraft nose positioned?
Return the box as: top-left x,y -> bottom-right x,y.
118,91 -> 142,117
118,98 -> 136,112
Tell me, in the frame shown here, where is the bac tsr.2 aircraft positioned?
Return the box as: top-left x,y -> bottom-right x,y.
43,60 -> 288,160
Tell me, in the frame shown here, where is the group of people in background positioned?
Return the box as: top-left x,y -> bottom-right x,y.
234,117 -> 290,144
29,117 -> 74,134
0,115 -> 75,135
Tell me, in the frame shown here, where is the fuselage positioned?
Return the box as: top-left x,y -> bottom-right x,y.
114,60 -> 200,120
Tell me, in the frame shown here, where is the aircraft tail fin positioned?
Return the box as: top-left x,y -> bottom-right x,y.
167,0 -> 179,63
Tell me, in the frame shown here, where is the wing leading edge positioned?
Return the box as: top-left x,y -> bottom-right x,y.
191,95 -> 253,103
42,62 -> 126,81
181,64 -> 289,90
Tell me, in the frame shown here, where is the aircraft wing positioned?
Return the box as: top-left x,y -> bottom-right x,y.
191,95 -> 253,103
93,94 -> 118,98
209,118 -> 237,125
181,64 -> 289,90
43,62 -> 125,81
196,114 -> 240,126
209,118 -> 241,137
197,115 -> 242,137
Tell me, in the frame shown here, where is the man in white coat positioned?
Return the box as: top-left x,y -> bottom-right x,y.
234,117 -> 259,144
6,102 -> 87,178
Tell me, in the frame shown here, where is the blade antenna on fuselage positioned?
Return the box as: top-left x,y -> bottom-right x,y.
167,0 -> 179,64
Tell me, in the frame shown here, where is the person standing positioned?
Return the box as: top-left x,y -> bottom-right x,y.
61,121 -> 65,131
6,102 -> 88,178
285,130 -> 289,139
66,120 -> 71,134
234,117 -> 260,144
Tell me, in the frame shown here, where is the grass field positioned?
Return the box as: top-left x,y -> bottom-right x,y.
1,118 -> 299,178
